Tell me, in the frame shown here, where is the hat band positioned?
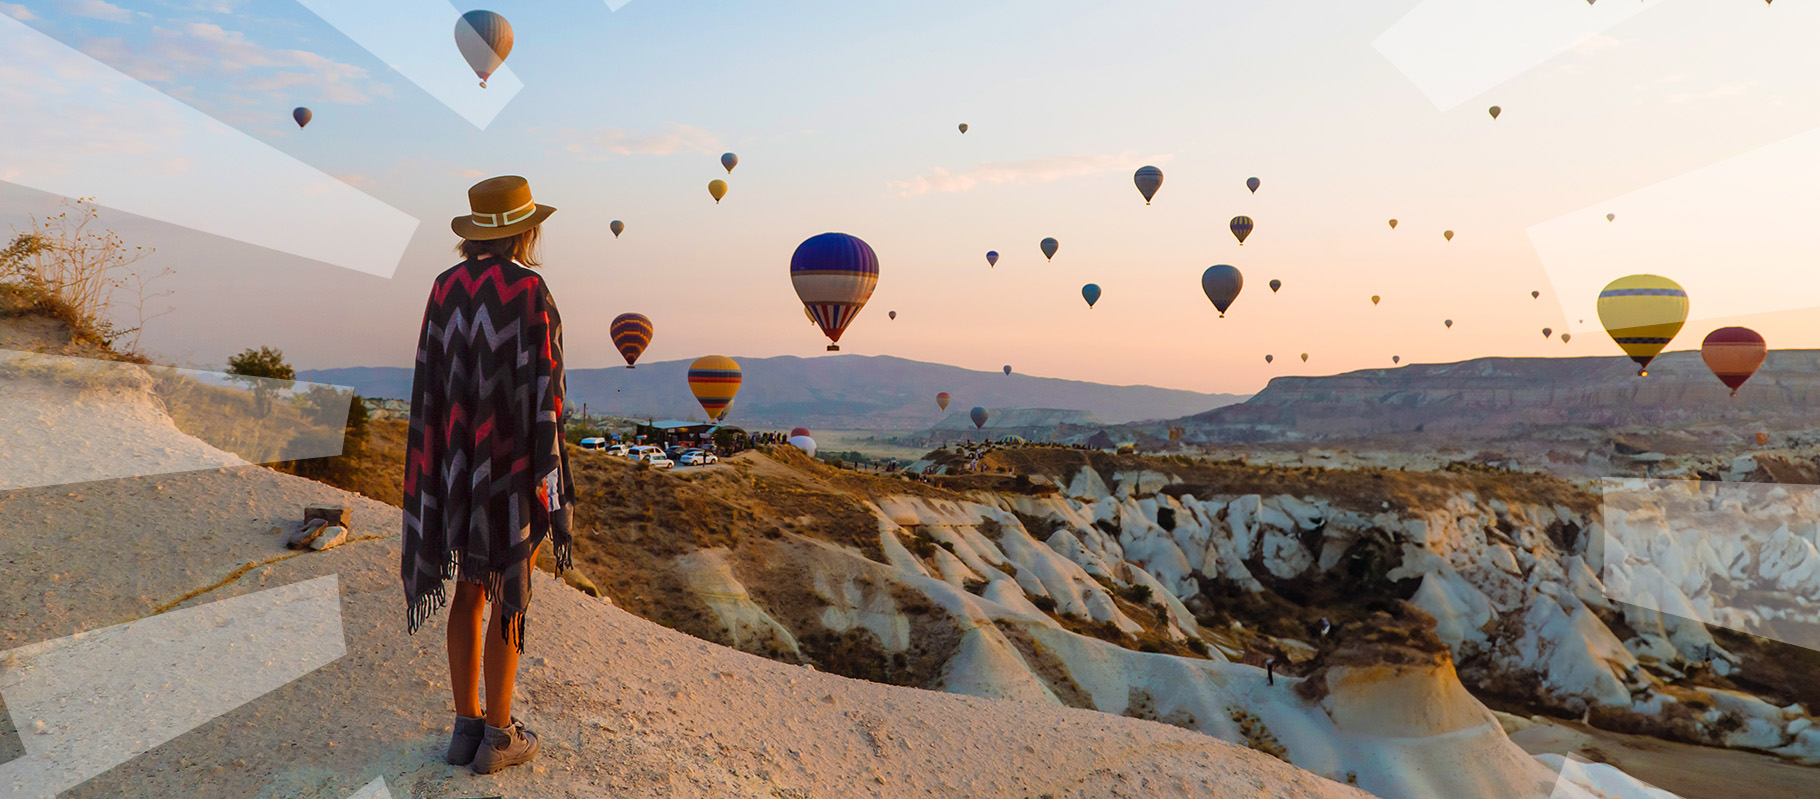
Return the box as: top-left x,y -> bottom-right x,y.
470,198 -> 537,228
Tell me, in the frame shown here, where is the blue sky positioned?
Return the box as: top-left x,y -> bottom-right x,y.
4,0 -> 1819,393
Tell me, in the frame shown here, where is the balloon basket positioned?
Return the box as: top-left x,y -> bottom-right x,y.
827,345 -> 840,351
626,365 -> 635,369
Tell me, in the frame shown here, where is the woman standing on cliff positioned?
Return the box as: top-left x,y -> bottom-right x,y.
401,175 -> 575,775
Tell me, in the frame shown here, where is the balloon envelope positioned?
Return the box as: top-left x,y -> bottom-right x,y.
1246,177 -> 1260,194
1201,264 -> 1243,317
1003,365 -> 1012,375
1300,353 -> 1309,362
1561,333 -> 1571,343
1702,326 -> 1766,395
1269,279 -> 1281,293
1488,105 -> 1501,119
1392,355 -> 1400,364
1040,237 -> 1058,261
610,220 -> 624,238
1607,213 -> 1615,222
958,123 -> 968,133
790,427 -> 811,439
687,355 -> 742,421
1230,216 -> 1253,245
1371,295 -> 1380,306
936,392 -> 950,411
1265,354 -> 1273,363
455,10 -> 513,87
1758,432 -> 1771,446
1542,328 -> 1552,338
708,179 -> 728,203
1532,291 -> 1540,299
1134,166 -> 1163,205
889,310 -> 897,320
969,406 -> 989,429
1443,230 -> 1454,241
788,435 -> 816,457
609,313 -> 653,368
791,232 -> 880,351
721,152 -> 738,173
292,107 -> 311,128
1598,274 -> 1689,376
986,251 -> 999,267
1388,219 -> 1398,229
1081,283 -> 1101,308
1444,319 -> 1453,328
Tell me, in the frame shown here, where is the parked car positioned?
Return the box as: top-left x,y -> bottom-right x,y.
578,437 -> 608,450
604,444 -> 631,457
628,446 -> 673,468
680,450 -> 719,466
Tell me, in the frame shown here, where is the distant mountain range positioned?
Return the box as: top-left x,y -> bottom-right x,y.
299,355 -> 1246,431
1142,350 -> 1820,444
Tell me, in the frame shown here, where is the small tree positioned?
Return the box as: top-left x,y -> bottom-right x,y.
226,346 -> 295,416
1,198 -> 172,353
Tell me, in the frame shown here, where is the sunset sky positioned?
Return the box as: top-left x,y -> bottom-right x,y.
3,0 -> 1819,394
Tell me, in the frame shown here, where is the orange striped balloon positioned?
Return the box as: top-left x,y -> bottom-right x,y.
687,355 -> 742,421
1701,327 -> 1766,396
610,313 -> 653,368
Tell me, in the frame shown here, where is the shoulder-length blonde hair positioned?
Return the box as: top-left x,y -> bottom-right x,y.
454,226 -> 542,267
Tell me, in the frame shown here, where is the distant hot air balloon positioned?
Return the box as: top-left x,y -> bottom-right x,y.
788,434 -> 816,457
610,313 -> 653,368
292,107 -> 312,128
610,220 -> 625,238
1488,105 -> 1501,120
708,179 -> 728,204
1702,327 -> 1766,396
1444,319 -> 1453,328
1542,328 -> 1552,339
1607,213 -> 1615,222
936,392 -> 951,411
1201,265 -> 1243,317
970,406 -> 989,429
455,10 -> 513,88
721,152 -> 738,173
1230,216 -> 1253,245
1443,230 -> 1454,241
1265,354 -> 1274,363
1532,291 -> 1540,299
986,250 -> 999,267
1300,353 -> 1309,362
687,355 -> 742,421
1598,274 -> 1689,377
1757,432 -> 1771,446
888,310 -> 897,320
1246,177 -> 1261,194
1003,365 -> 1012,376
958,123 -> 969,134
1082,283 -> 1101,308
1134,166 -> 1163,205
1371,295 -> 1381,306
790,426 -> 810,439
792,232 -> 879,352
1388,219 -> 1398,229
1392,355 -> 1400,364
1269,279 -> 1282,293
1561,333 -> 1571,343
1040,237 -> 1059,261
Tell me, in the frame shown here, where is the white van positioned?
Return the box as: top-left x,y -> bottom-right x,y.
578,437 -> 608,450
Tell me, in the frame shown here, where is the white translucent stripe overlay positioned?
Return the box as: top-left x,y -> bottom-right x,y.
0,577 -> 346,799
0,350 -> 356,491
1372,0 -> 1654,111
1599,478 -> 1820,655
1539,753 -> 1679,799
0,15 -> 418,278
1529,125 -> 1820,335
346,776 -> 395,799
296,0 -> 523,130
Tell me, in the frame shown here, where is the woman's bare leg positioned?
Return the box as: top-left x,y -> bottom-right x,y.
448,581 -> 487,719
483,541 -> 544,728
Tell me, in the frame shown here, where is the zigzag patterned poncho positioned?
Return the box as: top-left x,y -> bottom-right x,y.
402,255 -> 574,652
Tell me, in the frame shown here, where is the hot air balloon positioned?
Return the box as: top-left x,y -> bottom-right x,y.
1542,328 -> 1553,339
708,180 -> 728,204
1598,274 -> 1689,376
788,434 -> 816,457
1388,219 -> 1398,229
1082,284 -> 1101,308
687,355 -> 742,421
1561,333 -> 1571,343
1300,353 -> 1309,362
1607,213 -> 1615,222
1701,327 -> 1766,396
455,10 -> 513,88
292,107 -> 312,128
1230,216 -> 1253,245
1265,354 -> 1273,363
936,392 -> 951,411
1532,291 -> 1540,299
1246,177 -> 1261,194
1040,237 -> 1058,261
792,232 -> 879,352
1392,355 -> 1400,364
610,220 -> 625,238
804,306 -> 815,324
1443,230 -> 1454,241
610,313 -> 653,368
1201,265 -> 1243,317
1371,295 -> 1381,306
790,427 -> 810,439
721,152 -> 738,173
1488,105 -> 1501,120
1757,432 -> 1771,446
1134,166 -> 1163,205
1003,365 -> 1012,376
970,406 -> 989,429
1269,279 -> 1282,293
986,251 -> 999,267
1444,319 -> 1453,328
958,123 -> 969,134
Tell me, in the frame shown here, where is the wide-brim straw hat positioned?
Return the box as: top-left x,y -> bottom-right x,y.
451,175 -> 556,240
